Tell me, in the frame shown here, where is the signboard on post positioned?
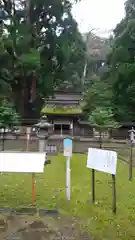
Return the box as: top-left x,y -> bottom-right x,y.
0,152 -> 46,173
63,138 -> 72,157
87,148 -> 117,175
0,151 -> 46,205
86,148 -> 117,214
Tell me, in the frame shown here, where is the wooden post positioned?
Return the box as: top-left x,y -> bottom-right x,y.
129,141 -> 133,181
72,121 -> 74,136
99,131 -> 102,149
60,124 -> 62,136
128,127 -> 135,181
26,127 -> 35,204
26,132 -> 30,151
70,121 -> 73,136
32,173 -> 35,203
112,174 -> 116,214
2,128 -> 5,151
91,169 -> 95,203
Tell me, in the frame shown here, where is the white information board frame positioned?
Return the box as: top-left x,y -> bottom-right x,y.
87,148 -> 117,175
0,152 -> 46,173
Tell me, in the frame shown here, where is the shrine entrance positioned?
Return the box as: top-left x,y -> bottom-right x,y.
53,121 -> 71,136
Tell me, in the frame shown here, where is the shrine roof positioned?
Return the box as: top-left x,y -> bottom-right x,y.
41,106 -> 82,115
42,91 -> 83,115
45,91 -> 82,103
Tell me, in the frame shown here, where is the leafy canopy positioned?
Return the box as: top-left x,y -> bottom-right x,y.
106,0 -> 135,121
0,0 -> 85,118
82,76 -> 112,117
0,99 -> 20,128
88,107 -> 120,131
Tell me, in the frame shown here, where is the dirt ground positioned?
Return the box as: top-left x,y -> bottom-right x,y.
0,214 -> 91,240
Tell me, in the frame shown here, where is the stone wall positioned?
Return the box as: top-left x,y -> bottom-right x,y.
2,137 -> 127,154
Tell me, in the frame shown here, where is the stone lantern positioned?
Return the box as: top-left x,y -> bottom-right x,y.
34,115 -> 53,164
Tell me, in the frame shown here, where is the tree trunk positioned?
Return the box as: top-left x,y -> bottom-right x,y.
12,84 -> 24,117
12,78 -> 41,120
25,0 -> 31,24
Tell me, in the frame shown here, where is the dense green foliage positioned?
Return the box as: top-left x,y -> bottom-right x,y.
2,0 -> 135,123
106,0 -> 135,121
83,0 -> 135,123
82,76 -> 112,117
0,0 -> 85,119
88,107 -> 119,131
0,99 -> 20,128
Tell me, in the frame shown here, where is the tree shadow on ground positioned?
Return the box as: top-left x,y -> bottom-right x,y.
0,214 -> 91,240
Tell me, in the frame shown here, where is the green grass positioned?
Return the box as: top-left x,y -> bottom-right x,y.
41,106 -> 82,114
0,154 -> 135,240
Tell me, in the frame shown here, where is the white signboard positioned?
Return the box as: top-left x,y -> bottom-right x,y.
0,152 -> 46,173
87,148 -> 117,175
63,138 -> 72,157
